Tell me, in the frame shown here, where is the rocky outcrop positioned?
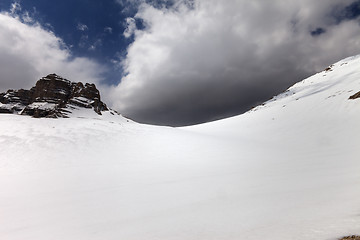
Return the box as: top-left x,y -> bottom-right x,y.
0,74 -> 108,118
349,91 -> 360,100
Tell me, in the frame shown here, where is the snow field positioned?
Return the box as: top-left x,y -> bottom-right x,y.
1,55 -> 360,239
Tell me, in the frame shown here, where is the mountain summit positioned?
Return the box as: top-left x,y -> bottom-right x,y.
0,74 -> 108,118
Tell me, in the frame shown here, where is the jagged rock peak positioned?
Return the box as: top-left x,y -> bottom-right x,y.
0,74 -> 108,118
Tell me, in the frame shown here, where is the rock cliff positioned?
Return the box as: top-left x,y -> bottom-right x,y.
0,74 -> 108,118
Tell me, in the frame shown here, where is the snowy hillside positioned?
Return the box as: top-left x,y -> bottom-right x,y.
1,55 -> 360,240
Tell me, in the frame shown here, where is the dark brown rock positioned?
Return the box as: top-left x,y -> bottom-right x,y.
349,91 -> 360,100
324,64 -> 334,72
31,74 -> 72,105
0,73 -> 108,118
340,235 -> 360,240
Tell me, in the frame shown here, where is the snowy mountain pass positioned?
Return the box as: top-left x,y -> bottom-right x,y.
1,55 -> 360,240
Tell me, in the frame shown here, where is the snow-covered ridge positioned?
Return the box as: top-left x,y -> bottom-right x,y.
186,54 -> 360,133
252,54 -> 360,113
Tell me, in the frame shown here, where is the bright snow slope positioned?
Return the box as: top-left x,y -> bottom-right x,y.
1,55 -> 360,240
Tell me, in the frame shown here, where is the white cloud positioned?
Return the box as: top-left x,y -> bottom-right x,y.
78,34 -> 89,48
110,0 -> 360,125
21,11 -> 33,23
116,0 -> 143,13
10,1 -> 21,15
123,17 -> 137,38
88,39 -> 103,51
0,12 -> 105,92
77,22 -> 88,31
104,26 -> 113,33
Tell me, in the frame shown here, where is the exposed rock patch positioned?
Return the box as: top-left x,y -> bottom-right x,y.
340,235 -> 360,240
0,74 -> 108,118
324,64 -> 334,72
349,91 -> 360,100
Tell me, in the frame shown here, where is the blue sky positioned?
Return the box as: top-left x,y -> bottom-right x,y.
0,0 -> 137,85
1,0 -> 360,126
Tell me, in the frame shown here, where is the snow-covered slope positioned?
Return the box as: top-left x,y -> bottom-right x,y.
1,55 -> 360,240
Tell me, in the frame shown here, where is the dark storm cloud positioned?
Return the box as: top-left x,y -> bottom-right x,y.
110,0 -> 360,126
123,69 -> 302,126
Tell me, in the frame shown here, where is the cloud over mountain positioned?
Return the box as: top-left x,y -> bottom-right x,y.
0,10 -> 105,92
111,0 -> 360,126
1,1 -> 360,126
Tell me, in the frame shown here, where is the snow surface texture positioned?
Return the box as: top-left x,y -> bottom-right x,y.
1,55 -> 360,240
